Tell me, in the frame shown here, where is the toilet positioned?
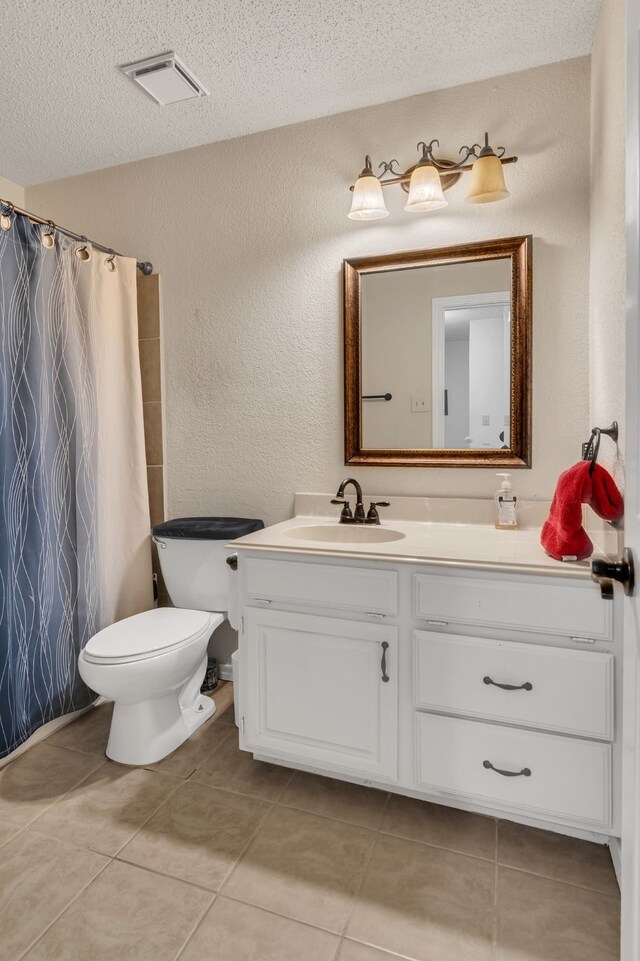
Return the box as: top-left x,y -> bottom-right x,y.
78,516 -> 263,765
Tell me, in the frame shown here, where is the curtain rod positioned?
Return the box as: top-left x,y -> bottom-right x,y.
0,197 -> 153,275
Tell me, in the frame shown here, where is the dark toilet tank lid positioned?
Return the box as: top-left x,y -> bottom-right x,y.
152,516 -> 265,540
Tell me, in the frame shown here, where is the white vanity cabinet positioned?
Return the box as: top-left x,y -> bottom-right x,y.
236,551 -> 620,841
244,608 -> 398,779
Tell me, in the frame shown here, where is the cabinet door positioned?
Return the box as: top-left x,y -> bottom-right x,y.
243,608 -> 398,781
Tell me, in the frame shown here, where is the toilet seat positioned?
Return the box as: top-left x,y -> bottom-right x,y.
82,608 -> 223,665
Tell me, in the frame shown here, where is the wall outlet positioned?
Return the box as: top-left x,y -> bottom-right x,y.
481,414 -> 490,426
411,395 -> 429,413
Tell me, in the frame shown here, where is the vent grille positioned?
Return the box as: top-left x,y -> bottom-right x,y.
121,53 -> 210,106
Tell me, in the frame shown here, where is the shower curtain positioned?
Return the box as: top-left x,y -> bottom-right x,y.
0,210 -> 153,758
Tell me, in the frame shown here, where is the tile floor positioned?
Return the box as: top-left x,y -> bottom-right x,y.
0,684 -> 620,961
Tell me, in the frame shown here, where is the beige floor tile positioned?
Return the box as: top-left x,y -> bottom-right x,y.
179,896 -> 340,961
380,795 -> 496,861
209,681 -> 235,720
48,703 -> 113,756
280,771 -> 388,829
347,833 -> 495,961
145,713 -> 233,778
23,859 -> 212,961
0,820 -> 22,846
222,805 -> 374,934
30,761 -> 180,855
498,820 -> 619,895
0,830 -> 107,960
192,732 -> 292,801
0,743 -> 103,827
118,779 -> 269,889
339,942 -> 406,961
497,866 -> 620,961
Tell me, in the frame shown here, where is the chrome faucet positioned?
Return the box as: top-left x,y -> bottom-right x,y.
331,478 -> 390,525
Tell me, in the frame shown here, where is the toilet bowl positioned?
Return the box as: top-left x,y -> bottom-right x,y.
79,608 -> 224,765
78,515 -> 263,765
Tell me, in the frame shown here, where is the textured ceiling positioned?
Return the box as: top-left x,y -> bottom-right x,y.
1,0 -> 600,186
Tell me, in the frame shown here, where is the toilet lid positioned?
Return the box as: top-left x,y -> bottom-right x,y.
83,608 -> 221,663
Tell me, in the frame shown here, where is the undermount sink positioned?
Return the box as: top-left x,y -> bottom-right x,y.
285,524 -> 406,544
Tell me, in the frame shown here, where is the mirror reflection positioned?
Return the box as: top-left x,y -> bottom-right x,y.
361,258 -> 512,451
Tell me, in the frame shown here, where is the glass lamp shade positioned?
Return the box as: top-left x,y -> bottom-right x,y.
348,175 -> 389,220
405,163 -> 447,212
466,154 -> 510,203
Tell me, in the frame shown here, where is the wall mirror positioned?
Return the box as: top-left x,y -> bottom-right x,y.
343,235 -> 532,467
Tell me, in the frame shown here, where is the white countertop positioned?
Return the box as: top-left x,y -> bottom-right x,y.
230,494 -> 614,580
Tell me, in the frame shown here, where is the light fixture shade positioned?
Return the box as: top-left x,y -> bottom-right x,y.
348,175 -> 389,220
405,163 -> 447,212
466,154 -> 510,204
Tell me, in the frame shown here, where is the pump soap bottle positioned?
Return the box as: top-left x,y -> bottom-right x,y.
495,473 -> 518,529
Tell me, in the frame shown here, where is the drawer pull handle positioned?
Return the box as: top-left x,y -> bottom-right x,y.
381,641 -> 390,683
483,676 -> 533,692
483,760 -> 532,778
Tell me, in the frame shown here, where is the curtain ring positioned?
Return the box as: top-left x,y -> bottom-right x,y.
75,236 -> 91,261
42,220 -> 56,248
0,202 -> 15,232
105,249 -> 117,272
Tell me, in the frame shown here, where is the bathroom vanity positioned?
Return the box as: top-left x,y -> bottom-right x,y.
231,496 -> 621,846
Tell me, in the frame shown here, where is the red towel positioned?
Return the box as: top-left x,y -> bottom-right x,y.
541,461 -> 623,561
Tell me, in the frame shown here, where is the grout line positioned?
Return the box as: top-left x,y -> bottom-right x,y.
15,854 -> 113,961
340,935 -> 419,960
495,862 -> 622,900
111,855 -> 220,894
215,800 -> 279,895
493,860 -> 499,956
375,826 -> 498,865
110,774 -> 186,859
173,894 -> 217,961
375,791 -> 392,832
213,892 -> 348,942
12,752 -> 106,831
340,821 -> 380,939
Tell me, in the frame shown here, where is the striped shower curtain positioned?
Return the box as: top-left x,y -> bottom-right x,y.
0,209 -> 153,758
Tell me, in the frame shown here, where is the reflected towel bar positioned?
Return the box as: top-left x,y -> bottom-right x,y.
363,393 -> 392,401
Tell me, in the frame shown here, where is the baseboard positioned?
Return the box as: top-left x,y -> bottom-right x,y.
219,662 -> 233,682
608,836 -> 622,890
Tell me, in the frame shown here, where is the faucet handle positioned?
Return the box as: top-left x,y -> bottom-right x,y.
331,498 -> 353,521
366,501 -> 390,524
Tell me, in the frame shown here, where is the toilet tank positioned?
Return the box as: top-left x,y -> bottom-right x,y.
152,517 -> 264,612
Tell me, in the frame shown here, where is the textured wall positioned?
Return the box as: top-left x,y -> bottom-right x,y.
0,175 -> 25,207
27,57 -> 591,525
590,0 -> 626,483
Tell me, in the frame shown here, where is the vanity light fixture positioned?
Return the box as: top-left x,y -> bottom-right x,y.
348,133 -> 517,220
347,156 -> 390,220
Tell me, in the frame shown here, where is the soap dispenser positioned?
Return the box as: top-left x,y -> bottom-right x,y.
495,473 -> 518,529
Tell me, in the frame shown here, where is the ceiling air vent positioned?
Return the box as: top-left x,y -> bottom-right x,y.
121,53 -> 210,106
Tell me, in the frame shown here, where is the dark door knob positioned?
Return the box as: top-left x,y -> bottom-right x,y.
591,548 -> 634,596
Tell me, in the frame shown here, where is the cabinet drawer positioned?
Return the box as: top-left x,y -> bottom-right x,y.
415,713 -> 611,828
244,558 -> 397,615
413,572 -> 612,640
414,631 -> 614,739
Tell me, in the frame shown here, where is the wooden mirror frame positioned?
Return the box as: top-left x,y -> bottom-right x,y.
343,235 -> 532,468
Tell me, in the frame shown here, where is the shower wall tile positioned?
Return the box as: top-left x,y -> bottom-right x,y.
143,402 -> 163,466
137,274 -> 160,339
139,338 -> 161,403
137,274 -> 166,605
147,467 -> 165,528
